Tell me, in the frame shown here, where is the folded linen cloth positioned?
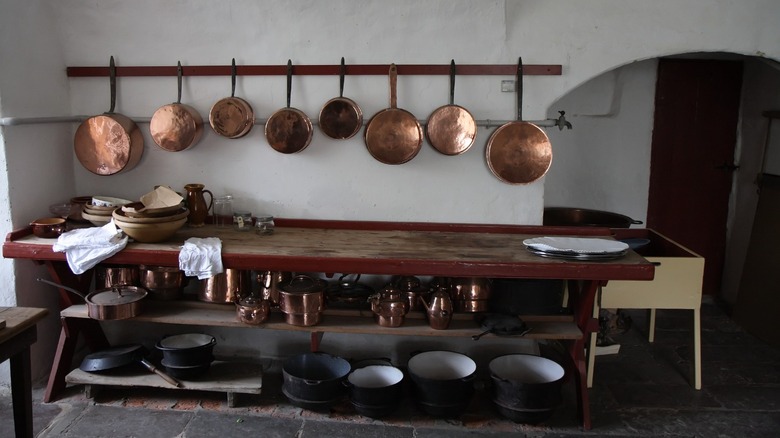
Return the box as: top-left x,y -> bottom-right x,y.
179,237 -> 223,279
52,220 -> 129,275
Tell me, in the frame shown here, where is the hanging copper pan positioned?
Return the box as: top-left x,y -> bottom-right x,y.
209,58 -> 255,139
318,57 -> 363,140
485,57 -> 552,184
74,56 -> 144,176
364,64 -> 423,165
265,60 -> 313,154
149,61 -> 204,152
426,60 -> 477,156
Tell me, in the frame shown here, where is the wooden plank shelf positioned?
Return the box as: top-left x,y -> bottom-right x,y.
61,301 -> 581,340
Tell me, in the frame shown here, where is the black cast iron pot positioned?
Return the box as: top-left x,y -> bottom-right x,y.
489,354 -> 565,424
156,333 -> 216,367
282,352 -> 351,409
346,364 -> 405,418
407,351 -> 476,417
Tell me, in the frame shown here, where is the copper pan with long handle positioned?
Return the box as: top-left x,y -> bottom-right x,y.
265,60 -> 313,154
150,61 -> 204,152
425,60 -> 477,156
209,58 -> 255,139
318,57 -> 363,140
364,64 -> 423,165
74,56 -> 144,176
485,57 -> 552,184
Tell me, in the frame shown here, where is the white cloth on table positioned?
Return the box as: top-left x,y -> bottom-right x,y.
178,237 -> 223,279
52,220 -> 128,275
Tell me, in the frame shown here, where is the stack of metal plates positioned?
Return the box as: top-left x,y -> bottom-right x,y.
523,237 -> 629,261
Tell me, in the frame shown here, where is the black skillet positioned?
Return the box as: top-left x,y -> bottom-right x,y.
80,344 -> 181,387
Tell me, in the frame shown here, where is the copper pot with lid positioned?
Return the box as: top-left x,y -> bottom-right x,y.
38,278 -> 147,320
150,61 -> 204,152
369,285 -> 409,328
209,58 -> 255,139
278,274 -> 326,326
235,295 -> 270,325
74,56 -> 144,176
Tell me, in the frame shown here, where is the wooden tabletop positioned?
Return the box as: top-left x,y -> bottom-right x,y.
3,218 -> 654,280
0,307 -> 48,344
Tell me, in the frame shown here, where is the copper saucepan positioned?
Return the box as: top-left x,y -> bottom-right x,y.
485,57 -> 552,184
364,64 -> 423,165
38,278 -> 147,320
74,56 -> 144,176
209,58 -> 255,139
150,61 -> 204,152
425,60 -> 477,156
265,60 -> 313,154
318,57 -> 363,140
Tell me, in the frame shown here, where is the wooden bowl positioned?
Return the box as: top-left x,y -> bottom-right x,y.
113,217 -> 187,243
81,211 -> 113,227
121,202 -> 185,218
113,208 -> 189,224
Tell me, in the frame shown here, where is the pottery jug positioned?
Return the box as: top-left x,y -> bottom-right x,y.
184,183 -> 213,227
419,286 -> 454,330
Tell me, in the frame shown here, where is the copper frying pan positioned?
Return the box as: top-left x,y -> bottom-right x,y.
318,57 -> 363,140
364,64 -> 423,165
209,58 -> 255,139
426,60 -> 477,155
485,58 -> 552,184
150,62 -> 204,152
265,60 -> 313,154
74,56 -> 144,176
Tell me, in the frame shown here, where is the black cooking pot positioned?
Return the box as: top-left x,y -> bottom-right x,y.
282,352 -> 351,410
489,354 -> 565,424
407,351 -> 476,417
543,207 -> 642,228
156,333 -> 216,367
346,364 -> 405,418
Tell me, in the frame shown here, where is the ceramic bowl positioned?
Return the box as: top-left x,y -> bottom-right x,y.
91,196 -> 132,208
30,217 -> 66,238
113,217 -> 187,243
80,211 -> 113,227
112,208 -> 189,224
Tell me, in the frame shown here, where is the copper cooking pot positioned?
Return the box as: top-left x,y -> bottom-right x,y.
38,278 -> 146,320
364,64 -> 423,165
425,60 -> 477,156
278,274 -> 326,326
74,56 -> 144,176
235,295 -> 270,325
318,57 -> 363,140
95,265 -> 140,289
209,58 -> 255,139
486,58 -> 552,184
150,62 -> 204,152
198,269 -> 249,303
265,60 -> 313,154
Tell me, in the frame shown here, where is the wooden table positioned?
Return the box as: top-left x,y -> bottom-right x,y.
3,218 -> 654,430
0,307 -> 48,438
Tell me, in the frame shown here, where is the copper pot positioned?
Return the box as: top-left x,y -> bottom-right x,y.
486,58 -> 552,184
198,269 -> 249,303
139,265 -> 186,300
265,60 -> 313,154
150,62 -> 204,152
235,296 -> 270,325
278,275 -> 326,316
425,60 -> 477,156
74,57 -> 144,176
95,265 -> 140,289
457,299 -> 490,313
209,59 -> 255,139
364,64 -> 423,165
38,278 -> 146,320
257,271 -> 293,306
318,58 -> 363,140
369,286 -> 409,327
283,312 -> 322,327
451,277 -> 492,301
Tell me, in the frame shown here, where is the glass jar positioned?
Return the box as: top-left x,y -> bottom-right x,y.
255,215 -> 275,235
233,211 -> 253,231
213,195 -> 234,228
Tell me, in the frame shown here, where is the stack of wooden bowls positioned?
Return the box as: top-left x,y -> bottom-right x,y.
112,201 -> 188,243
81,197 -> 132,226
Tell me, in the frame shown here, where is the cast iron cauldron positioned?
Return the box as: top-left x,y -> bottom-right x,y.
543,207 -> 642,228
282,352 -> 351,410
346,364 -> 405,418
156,333 -> 216,367
489,354 -> 565,424
407,350 -> 476,417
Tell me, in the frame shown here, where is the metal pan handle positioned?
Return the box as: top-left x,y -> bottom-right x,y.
516,56 -> 523,121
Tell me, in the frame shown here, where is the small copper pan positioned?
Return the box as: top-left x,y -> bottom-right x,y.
265,60 -> 313,154
318,57 -> 363,140
74,56 -> 144,176
485,57 -> 552,184
150,61 -> 204,152
426,60 -> 477,156
209,58 -> 255,139
364,64 -> 423,165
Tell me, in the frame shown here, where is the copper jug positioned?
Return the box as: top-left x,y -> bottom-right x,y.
184,183 -> 213,227
419,286 -> 454,330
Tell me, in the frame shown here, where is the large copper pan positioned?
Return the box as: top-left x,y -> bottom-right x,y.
318,58 -> 363,140
74,56 -> 144,176
265,60 -> 313,154
150,62 -> 204,152
425,60 -> 477,156
209,59 -> 255,139
364,64 -> 423,165
485,58 -> 552,184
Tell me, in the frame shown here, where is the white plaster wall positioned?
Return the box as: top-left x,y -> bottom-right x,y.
2,0 -> 780,387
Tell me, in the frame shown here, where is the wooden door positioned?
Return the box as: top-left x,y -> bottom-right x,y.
647,59 -> 743,296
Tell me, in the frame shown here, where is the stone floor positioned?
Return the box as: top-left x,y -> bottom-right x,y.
2,301 -> 780,437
